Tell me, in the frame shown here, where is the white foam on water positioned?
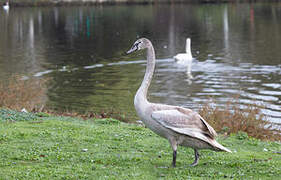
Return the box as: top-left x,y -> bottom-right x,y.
33,70 -> 53,77
84,64 -> 104,69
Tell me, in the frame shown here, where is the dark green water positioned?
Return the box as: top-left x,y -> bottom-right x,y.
0,3 -> 280,124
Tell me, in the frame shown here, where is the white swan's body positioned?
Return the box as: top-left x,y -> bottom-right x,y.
3,2 -> 9,10
127,38 -> 231,167
174,38 -> 193,78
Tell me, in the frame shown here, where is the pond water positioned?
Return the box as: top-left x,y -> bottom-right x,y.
0,3 -> 280,124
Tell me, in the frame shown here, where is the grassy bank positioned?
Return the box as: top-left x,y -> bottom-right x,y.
0,110 -> 280,179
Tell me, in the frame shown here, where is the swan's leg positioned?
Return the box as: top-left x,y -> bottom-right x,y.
172,150 -> 177,167
169,139 -> 178,167
190,149 -> 199,167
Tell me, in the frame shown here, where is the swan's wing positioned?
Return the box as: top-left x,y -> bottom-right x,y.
176,107 -> 217,137
151,108 -> 217,139
173,54 -> 192,64
173,54 -> 186,60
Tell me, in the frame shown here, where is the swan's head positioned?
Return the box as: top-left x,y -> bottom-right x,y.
127,38 -> 150,54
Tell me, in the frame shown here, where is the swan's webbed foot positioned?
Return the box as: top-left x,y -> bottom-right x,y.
190,149 -> 199,167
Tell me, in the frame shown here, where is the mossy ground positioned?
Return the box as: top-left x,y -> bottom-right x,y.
0,110 -> 281,179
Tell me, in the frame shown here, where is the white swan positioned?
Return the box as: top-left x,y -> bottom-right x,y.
174,38 -> 193,78
3,2 -> 9,10
127,38 -> 231,167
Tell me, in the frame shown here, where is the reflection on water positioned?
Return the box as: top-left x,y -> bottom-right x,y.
0,4 -> 280,125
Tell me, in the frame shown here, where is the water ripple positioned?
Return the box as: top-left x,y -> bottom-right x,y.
33,70 -> 53,77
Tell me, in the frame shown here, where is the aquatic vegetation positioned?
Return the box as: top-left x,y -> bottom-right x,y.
0,75 -> 47,112
199,99 -> 281,142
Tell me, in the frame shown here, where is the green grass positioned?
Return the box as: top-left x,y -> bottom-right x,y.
0,110 -> 281,179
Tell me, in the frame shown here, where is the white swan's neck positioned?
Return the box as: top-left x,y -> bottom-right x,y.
185,38 -> 191,54
135,43 -> 155,103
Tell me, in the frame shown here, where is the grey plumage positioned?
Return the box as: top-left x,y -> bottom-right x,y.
127,38 -> 231,167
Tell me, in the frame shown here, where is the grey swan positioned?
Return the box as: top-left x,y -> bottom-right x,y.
127,38 -> 231,167
173,38 -> 193,79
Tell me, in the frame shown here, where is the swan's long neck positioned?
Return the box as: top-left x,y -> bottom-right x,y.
135,44 -> 155,103
185,38 -> 191,53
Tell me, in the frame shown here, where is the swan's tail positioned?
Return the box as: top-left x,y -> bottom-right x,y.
211,139 -> 232,153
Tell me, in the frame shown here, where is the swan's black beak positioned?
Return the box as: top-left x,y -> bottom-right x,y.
127,44 -> 138,54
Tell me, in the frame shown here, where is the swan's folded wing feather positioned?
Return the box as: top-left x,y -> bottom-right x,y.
176,107 -> 217,138
151,109 -> 217,138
